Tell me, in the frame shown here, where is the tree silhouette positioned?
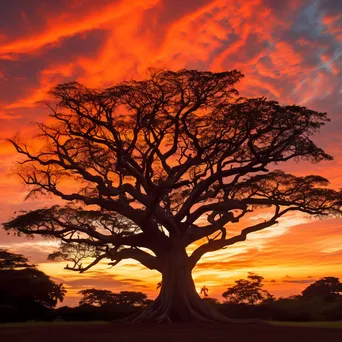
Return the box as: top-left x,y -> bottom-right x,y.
3,69 -> 341,322
52,283 -> 67,304
200,286 -> 209,297
202,297 -> 219,306
302,277 -> 342,302
0,250 -> 31,270
79,288 -> 116,307
222,273 -> 273,305
0,249 -> 66,319
79,288 -> 148,307
114,291 -> 148,307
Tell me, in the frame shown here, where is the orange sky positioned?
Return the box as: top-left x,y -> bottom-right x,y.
0,0 -> 341,306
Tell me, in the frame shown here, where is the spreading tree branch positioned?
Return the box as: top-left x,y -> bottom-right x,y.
3,69 -> 341,276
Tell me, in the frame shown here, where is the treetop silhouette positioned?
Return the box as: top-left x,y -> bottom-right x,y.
222,272 -> 273,305
200,286 -> 209,297
0,249 -> 66,310
0,249 -> 31,270
302,277 -> 342,302
3,69 -> 341,322
78,288 -> 148,307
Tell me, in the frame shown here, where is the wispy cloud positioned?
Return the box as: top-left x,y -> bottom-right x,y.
0,0 -> 341,306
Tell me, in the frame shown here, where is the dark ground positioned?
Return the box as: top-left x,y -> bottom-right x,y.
1,322 -> 342,342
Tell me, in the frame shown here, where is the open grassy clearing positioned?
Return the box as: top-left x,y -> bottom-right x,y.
0,321 -> 342,342
269,321 -> 342,329
0,321 -> 108,327
1,320 -> 342,329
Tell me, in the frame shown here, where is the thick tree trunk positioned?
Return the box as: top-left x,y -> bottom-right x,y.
130,247 -> 228,323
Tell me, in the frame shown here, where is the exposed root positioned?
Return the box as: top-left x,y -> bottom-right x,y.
128,297 -> 266,324
128,294 -> 230,323
126,258 -> 266,324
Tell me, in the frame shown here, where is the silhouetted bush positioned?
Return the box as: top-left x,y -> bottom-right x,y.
219,303 -> 270,320
0,305 -> 20,322
266,298 -> 311,321
0,249 -> 66,322
201,297 -> 220,307
320,298 -> 342,320
53,304 -> 140,321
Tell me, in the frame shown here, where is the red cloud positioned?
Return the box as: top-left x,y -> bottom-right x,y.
0,0 -> 341,303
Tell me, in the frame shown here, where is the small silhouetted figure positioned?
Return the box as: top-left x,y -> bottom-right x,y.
200,286 -> 209,297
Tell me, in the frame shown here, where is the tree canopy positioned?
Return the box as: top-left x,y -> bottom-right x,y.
0,249 -> 31,270
3,69 -> 342,322
0,249 -> 66,311
302,277 -> 342,302
222,272 -> 273,305
79,288 -> 148,307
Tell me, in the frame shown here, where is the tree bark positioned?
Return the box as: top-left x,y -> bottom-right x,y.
130,247 -> 228,323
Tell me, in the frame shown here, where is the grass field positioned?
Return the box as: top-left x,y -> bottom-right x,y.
1,320 -> 342,329
0,321 -> 342,342
269,321 -> 342,329
0,320 -> 108,327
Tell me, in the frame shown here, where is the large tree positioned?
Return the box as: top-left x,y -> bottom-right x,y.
3,69 -> 341,323
302,277 -> 342,302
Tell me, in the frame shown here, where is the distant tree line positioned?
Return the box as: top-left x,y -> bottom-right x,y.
1,250 -> 342,322
203,272 -> 342,321
55,288 -> 152,322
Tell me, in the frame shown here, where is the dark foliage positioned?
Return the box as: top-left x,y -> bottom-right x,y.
53,304 -> 138,321
0,249 -> 66,322
219,276 -> 342,321
222,273 -> 273,305
302,277 -> 342,302
53,289 -> 150,321
201,297 -> 220,306
79,288 -> 149,307
79,289 -> 117,306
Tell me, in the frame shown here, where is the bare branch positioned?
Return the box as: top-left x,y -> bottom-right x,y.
3,69 -> 340,278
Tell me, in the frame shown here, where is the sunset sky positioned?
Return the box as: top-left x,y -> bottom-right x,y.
0,0 -> 341,306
